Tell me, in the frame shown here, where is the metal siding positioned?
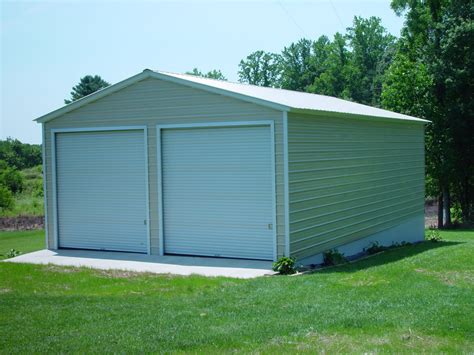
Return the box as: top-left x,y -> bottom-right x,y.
55,130 -> 148,253
43,78 -> 285,256
161,126 -> 274,260
288,113 -> 425,259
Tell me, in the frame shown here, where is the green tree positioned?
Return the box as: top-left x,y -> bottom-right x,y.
308,33 -> 351,98
0,138 -> 42,170
386,0 -> 474,225
238,51 -> 282,87
186,68 -> 227,80
279,38 -> 314,91
64,75 -> 110,104
345,16 -> 396,106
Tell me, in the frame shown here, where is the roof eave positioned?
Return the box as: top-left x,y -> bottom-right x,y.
289,107 -> 430,124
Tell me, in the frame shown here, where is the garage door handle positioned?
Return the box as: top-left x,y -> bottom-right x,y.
268,224 -> 273,230
144,220 -> 147,225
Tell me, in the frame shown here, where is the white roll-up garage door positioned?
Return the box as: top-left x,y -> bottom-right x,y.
55,129 -> 148,253
161,125 -> 275,260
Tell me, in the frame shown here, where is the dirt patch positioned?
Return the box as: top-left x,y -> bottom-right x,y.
95,268 -> 159,279
0,216 -> 44,231
415,268 -> 474,286
425,200 -> 438,228
43,265 -> 82,274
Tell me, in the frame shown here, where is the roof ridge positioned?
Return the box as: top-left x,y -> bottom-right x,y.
154,70 -> 342,100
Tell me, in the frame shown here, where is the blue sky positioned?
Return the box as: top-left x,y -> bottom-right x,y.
1,0 -> 405,144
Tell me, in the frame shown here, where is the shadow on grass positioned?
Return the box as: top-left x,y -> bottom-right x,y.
315,240 -> 463,274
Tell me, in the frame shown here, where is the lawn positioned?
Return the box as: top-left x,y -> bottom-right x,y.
0,229 -> 473,353
0,230 -> 45,259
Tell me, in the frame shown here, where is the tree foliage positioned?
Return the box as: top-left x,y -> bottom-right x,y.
345,16 -> 397,106
384,0 -> 473,224
64,75 -> 110,104
238,51 -> 282,87
0,138 -> 42,170
237,16 -> 396,106
186,68 -> 227,81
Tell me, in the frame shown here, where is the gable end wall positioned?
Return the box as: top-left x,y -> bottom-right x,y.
43,78 -> 286,257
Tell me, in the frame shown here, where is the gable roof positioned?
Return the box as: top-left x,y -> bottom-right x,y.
35,69 -> 429,124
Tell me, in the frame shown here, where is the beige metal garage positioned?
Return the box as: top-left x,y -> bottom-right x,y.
36,69 -> 428,263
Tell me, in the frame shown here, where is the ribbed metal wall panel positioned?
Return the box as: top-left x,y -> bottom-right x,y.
55,130 -> 148,253
288,113 -> 425,259
161,126 -> 274,260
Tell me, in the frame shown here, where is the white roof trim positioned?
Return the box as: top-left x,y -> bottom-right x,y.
35,69 -> 428,124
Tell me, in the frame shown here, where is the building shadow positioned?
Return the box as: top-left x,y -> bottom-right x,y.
311,240 -> 462,275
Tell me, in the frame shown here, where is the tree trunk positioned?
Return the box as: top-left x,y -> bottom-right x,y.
443,187 -> 452,228
438,194 -> 444,229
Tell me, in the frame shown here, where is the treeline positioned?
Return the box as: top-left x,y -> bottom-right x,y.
195,1 -> 472,227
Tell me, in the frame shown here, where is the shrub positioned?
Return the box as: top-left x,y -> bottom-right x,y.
0,185 -> 14,211
323,249 -> 347,266
0,166 -> 24,193
426,228 -> 443,242
32,179 -> 44,197
272,256 -> 297,275
364,241 -> 387,255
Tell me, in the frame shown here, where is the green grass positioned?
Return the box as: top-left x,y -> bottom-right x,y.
1,165 -> 44,217
0,229 -> 473,352
0,230 -> 45,259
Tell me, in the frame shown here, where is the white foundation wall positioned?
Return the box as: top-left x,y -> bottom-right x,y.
298,213 -> 425,265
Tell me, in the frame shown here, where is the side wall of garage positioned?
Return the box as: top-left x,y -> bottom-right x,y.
43,78 -> 286,256
287,112 -> 425,260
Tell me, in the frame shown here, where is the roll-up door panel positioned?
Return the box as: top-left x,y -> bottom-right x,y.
162,125 -> 274,260
56,130 -> 148,253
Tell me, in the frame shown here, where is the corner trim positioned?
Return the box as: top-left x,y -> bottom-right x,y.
283,111 -> 290,257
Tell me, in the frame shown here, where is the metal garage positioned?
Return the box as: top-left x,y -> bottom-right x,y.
36,69 -> 427,263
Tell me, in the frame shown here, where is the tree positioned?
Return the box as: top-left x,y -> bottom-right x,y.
0,138 -> 42,170
280,38 -> 314,91
308,33 -> 351,98
185,68 -> 227,81
386,0 -> 474,225
64,75 -> 110,104
238,51 -> 282,87
345,16 -> 396,106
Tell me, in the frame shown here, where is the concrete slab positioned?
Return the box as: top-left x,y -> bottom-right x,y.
3,249 -> 274,279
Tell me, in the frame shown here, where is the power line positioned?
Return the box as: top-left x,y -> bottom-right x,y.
277,0 -> 308,38
328,0 -> 345,30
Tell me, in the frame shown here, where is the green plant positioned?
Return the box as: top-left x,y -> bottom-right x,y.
0,166 -> 24,193
6,249 -> 21,258
364,241 -> 388,255
272,256 -> 297,275
323,249 -> 347,266
426,228 -> 443,242
391,241 -> 412,248
0,185 -> 14,211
